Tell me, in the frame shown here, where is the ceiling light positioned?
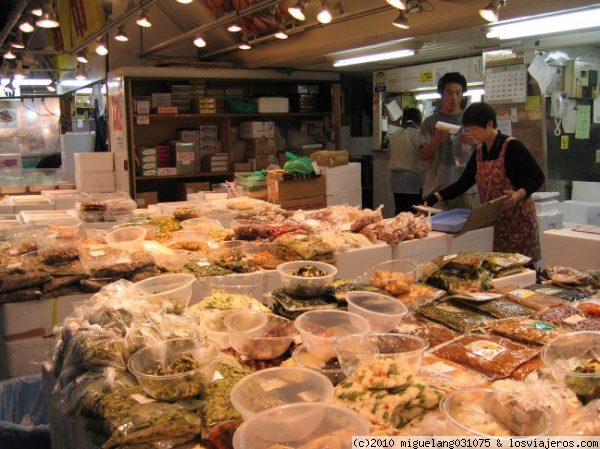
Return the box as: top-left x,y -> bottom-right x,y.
275,26 -> 289,39
317,4 -> 332,24
19,18 -> 35,33
75,63 -> 87,80
386,0 -> 406,9
193,35 -> 207,47
31,4 -> 43,16
479,1 -> 499,22
392,11 -> 410,29
77,51 -> 88,63
333,48 -> 414,67
414,92 -> 441,100
228,22 -> 242,32
487,7 -> 600,40
136,10 -> 152,27
115,26 -> 129,42
14,60 -> 26,80
4,50 -> 16,60
288,0 -> 307,21
95,39 -> 108,56
239,36 -> 251,50
47,79 -> 57,92
36,4 -> 60,28
11,33 -> 25,49
176,0 -> 194,3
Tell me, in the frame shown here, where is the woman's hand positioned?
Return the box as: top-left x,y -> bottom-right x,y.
459,131 -> 477,145
499,188 -> 526,212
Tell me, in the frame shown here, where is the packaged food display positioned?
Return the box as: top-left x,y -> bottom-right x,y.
394,315 -> 459,347
432,334 -> 539,378
537,305 -> 600,331
458,297 -> 536,318
494,286 -> 567,311
270,288 -> 338,320
417,301 -> 492,332
487,317 -> 568,345
419,353 -> 491,389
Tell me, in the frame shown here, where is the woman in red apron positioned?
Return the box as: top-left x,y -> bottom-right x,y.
424,102 -> 543,262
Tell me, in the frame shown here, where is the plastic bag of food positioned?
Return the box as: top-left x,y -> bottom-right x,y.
78,246 -> 133,278
283,152 -> 315,175
554,399 -> 600,435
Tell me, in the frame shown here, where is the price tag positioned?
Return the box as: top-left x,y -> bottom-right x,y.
90,250 -> 105,257
311,161 -> 321,176
563,315 -> 586,325
137,115 -> 150,125
422,361 -> 455,375
466,340 -> 506,361
531,321 -> 556,331
130,394 -> 156,404
196,261 -> 210,267
212,371 -> 224,382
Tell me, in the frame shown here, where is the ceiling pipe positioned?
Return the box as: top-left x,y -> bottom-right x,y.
0,0 -> 29,49
139,0 -> 281,57
69,0 -> 160,54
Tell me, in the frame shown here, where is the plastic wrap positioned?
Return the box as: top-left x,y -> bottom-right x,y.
78,246 -> 133,278
487,317 -> 568,345
76,197 -> 137,223
537,305 -> 600,331
417,301 -> 492,332
554,399 -> 600,436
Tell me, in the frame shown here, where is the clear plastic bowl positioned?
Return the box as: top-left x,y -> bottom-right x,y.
541,331 -> 600,403
233,402 -> 369,449
295,310 -> 370,361
346,291 -> 408,332
335,333 -> 428,377
277,261 -> 338,298
127,338 -> 219,401
180,217 -> 223,234
200,310 -> 231,349
198,207 -> 237,228
48,217 -> 82,238
292,346 -> 346,386
131,273 -> 195,314
7,228 -> 50,254
105,225 -> 147,252
152,249 -> 190,271
209,274 -> 263,298
361,258 -> 418,283
224,310 -> 297,360
208,240 -> 247,260
230,366 -> 334,420
440,388 -> 553,437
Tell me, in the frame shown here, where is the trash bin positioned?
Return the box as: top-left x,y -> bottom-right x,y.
0,375 -> 50,449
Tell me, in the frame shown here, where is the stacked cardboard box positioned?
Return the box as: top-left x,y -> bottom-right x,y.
194,97 -> 218,114
203,153 -> 229,172
199,125 -> 219,155
171,85 -> 192,113
138,147 -> 158,176
135,98 -> 151,114
240,121 -> 275,139
267,172 -> 326,210
189,81 -> 206,98
74,152 -> 115,192
172,141 -> 196,175
179,130 -> 201,171
206,88 -> 225,112
151,93 -> 172,110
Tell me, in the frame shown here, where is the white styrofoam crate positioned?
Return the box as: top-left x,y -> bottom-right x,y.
572,181 -> 600,202
76,171 -> 115,193
491,269 -> 536,289
560,200 -> 600,225
17,210 -> 73,225
322,163 -> 361,195
326,189 -> 362,208
6,337 -> 54,378
537,212 -> 564,232
335,244 -> 392,279
447,227 -> 494,254
74,152 -> 114,172
535,200 -> 561,215
543,228 -> 600,270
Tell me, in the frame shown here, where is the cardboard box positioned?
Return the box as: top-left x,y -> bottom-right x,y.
135,100 -> 151,114
267,175 -> 326,202
76,171 -> 115,192
74,152 -> 114,172
139,147 -> 157,157
257,97 -> 289,113
543,228 -> 600,270
277,195 -> 326,211
234,163 -> 252,172
157,106 -> 178,114
157,167 -> 178,176
136,191 -> 158,207
151,93 -> 172,108
142,169 -> 157,177
250,155 -> 277,170
246,137 -> 277,155
240,121 -> 275,139
173,141 -> 196,175
142,163 -> 157,170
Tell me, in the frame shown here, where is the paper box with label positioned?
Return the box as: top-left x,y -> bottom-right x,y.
75,152 -> 114,172
173,141 -> 197,175
136,191 -> 158,207
278,195 -> 326,211
240,121 -> 275,139
157,167 -> 178,176
246,137 -> 277,155
267,174 -> 325,202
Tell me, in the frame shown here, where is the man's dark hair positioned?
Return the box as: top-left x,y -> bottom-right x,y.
437,72 -> 468,94
402,107 -> 422,127
462,102 -> 497,128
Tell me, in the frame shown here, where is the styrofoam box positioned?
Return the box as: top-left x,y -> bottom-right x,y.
0,219 -> 18,229
9,196 -> 55,213
447,226 -> 494,254
0,204 -> 14,214
535,200 -> 561,215
321,163 -> 361,195
561,200 -> 600,225
392,231 -> 449,262
543,228 -> 600,270
537,212 -> 564,232
6,337 -> 54,377
336,244 -> 392,279
74,152 -> 114,172
257,97 -> 289,113
491,269 -> 536,289
531,191 -> 559,202
572,181 -> 600,202
327,189 -> 362,208
2,294 -> 89,340
17,210 -> 72,225
41,190 -> 89,210
76,171 -> 116,193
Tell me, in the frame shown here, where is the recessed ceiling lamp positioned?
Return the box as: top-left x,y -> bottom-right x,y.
11,33 -> 25,49
19,17 -> 35,33
333,48 -> 414,67
136,10 -> 152,27
46,78 -> 57,92
487,6 -> 600,39
95,38 -> 108,56
3,49 -> 16,60
76,51 -> 88,63
13,60 -> 26,80
115,25 -> 129,42
75,63 -> 87,80
274,25 -> 289,39
288,0 -> 307,21
386,0 -> 406,9
193,35 -> 207,47
176,0 -> 194,3
479,0 -> 506,23
392,11 -> 410,29
36,3 -> 60,28
317,2 -> 332,24
239,35 -> 251,50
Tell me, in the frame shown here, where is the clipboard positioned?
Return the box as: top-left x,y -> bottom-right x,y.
456,195 -> 509,236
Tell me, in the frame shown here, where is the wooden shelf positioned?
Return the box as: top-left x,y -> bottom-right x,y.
134,112 -> 330,119
136,172 -> 233,181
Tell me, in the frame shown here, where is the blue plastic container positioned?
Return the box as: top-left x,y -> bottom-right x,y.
430,209 -> 471,233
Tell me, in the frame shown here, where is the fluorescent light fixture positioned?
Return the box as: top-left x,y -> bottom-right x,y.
386,0 -> 406,9
228,22 -> 242,32
333,48 -> 414,67
479,2 -> 499,22
60,79 -> 90,87
288,1 -> 307,21
46,79 -> 56,92
96,39 -> 108,56
193,35 -> 207,47
136,10 -> 152,27
415,92 -> 440,100
4,50 -> 16,60
317,4 -> 332,24
115,26 -> 129,42
414,88 -> 486,101
487,7 -> 600,39
13,78 -> 51,86
77,52 -> 88,63
19,18 -> 35,33
176,0 -> 193,3
392,11 -> 410,29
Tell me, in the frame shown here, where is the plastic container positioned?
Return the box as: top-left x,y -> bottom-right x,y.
127,338 -> 219,401
200,310 -> 231,349
292,346 -> 346,385
7,228 -> 51,254
152,249 -> 189,271
346,291 -> 408,332
180,217 -> 223,234
209,274 -> 262,298
230,367 -> 334,420
198,207 -> 237,228
430,209 -> 471,233
277,261 -> 338,298
361,258 -> 418,284
208,240 -> 247,260
541,331 -> 600,403
224,311 -> 297,360
295,310 -> 370,361
335,333 -> 428,377
232,403 -> 369,449
131,273 -> 195,314
48,217 -> 82,238
105,226 -> 147,252
440,388 -> 553,437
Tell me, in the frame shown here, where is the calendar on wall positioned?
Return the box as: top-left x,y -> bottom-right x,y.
484,64 -> 528,103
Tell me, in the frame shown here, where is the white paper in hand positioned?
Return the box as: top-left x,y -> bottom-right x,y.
435,121 -> 461,134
